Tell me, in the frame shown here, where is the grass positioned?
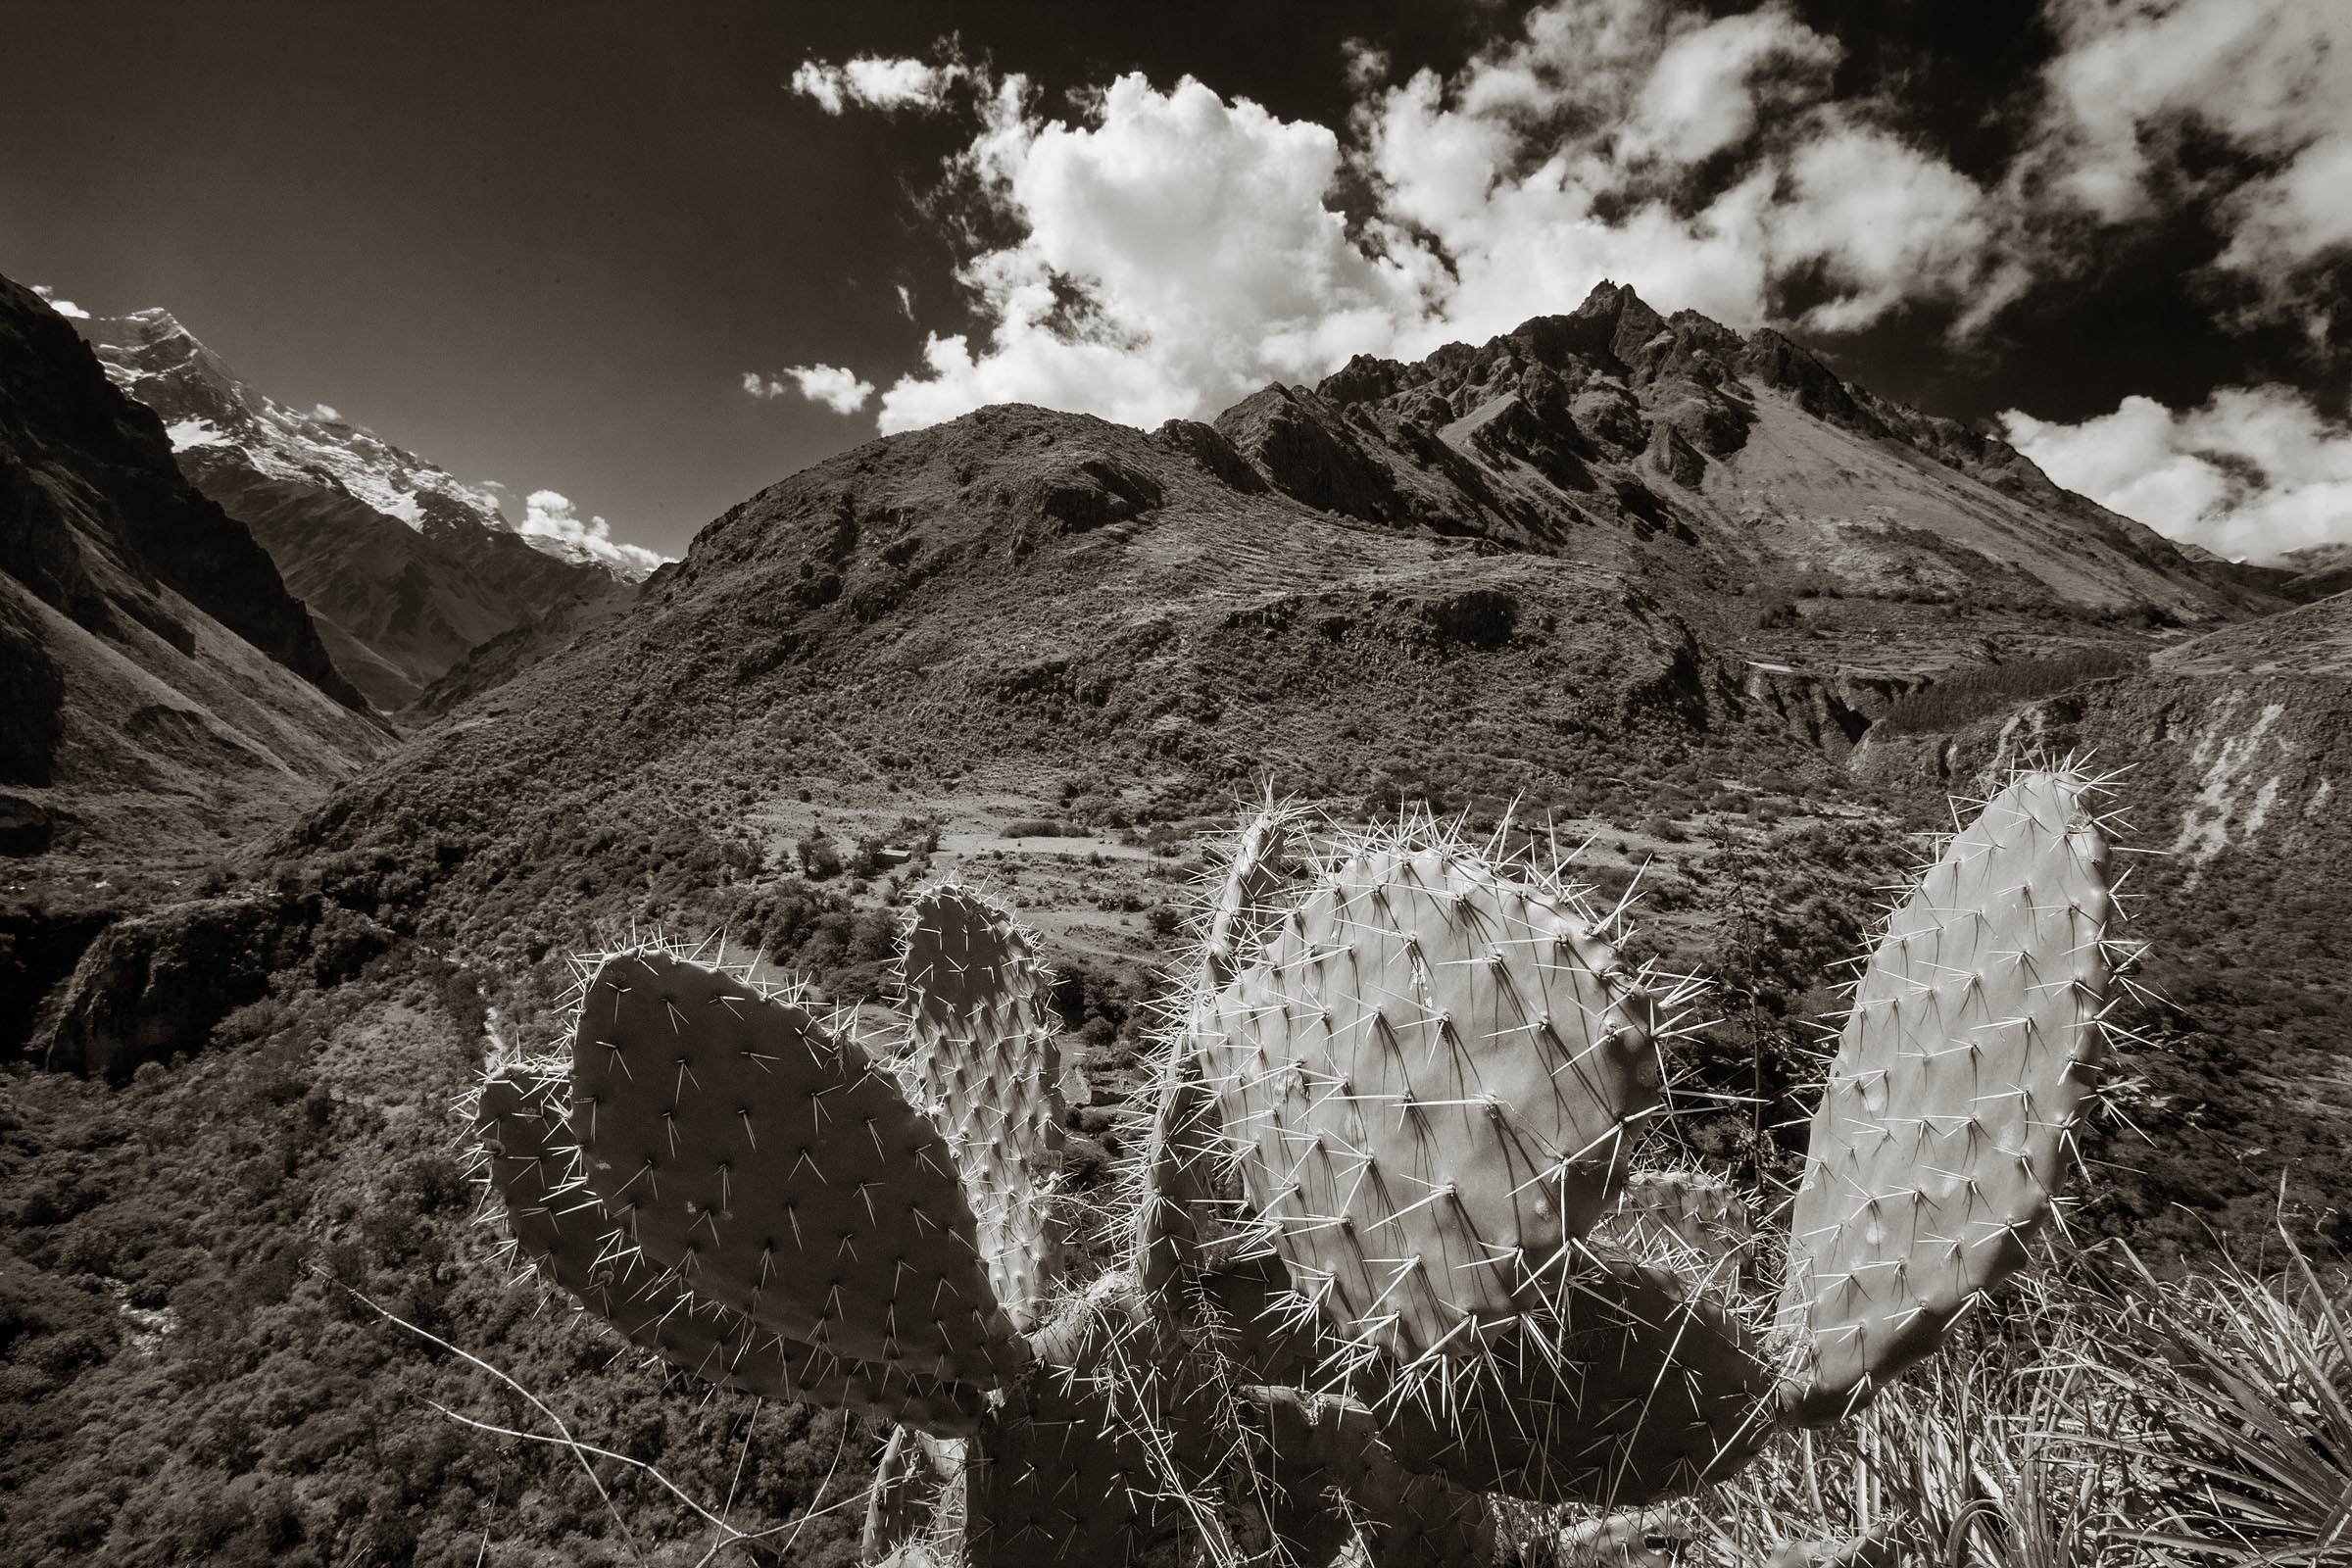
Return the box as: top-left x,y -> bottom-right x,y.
1684,1235 -> 2352,1568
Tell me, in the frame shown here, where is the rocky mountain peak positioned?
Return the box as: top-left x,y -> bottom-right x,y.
71,306 -> 655,586
1182,285 -> 2242,615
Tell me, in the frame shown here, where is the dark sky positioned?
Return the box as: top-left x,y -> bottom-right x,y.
3,1 -> 2337,560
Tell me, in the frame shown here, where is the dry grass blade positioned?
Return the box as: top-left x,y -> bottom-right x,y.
2083,1239 -> 2352,1565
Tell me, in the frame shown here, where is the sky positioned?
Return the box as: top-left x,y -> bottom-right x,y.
5,0 -> 2348,564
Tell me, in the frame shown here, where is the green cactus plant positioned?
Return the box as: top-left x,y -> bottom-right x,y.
463,766 -> 2125,1566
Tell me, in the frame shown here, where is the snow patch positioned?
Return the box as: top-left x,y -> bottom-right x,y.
166,417 -> 230,451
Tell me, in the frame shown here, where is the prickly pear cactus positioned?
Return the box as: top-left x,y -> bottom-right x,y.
1372,1255 -> 1774,1505
471,1049 -> 990,1432
1596,1169 -> 1757,1280
864,1425 -> 966,1563
1246,1386 -> 1498,1568
564,946 -> 1029,1383
1778,767 -> 2117,1423
1202,824 -> 1668,1367
458,777 -> 2131,1567
900,883 -> 1068,1328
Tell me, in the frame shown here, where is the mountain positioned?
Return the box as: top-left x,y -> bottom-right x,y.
281,282 -> 2267,958
74,307 -> 634,709
0,273 -> 390,866
1227,282 -> 2257,619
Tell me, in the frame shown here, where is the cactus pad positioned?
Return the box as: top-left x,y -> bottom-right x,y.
471,1072 -> 987,1433
1204,833 -> 1666,1363
964,1373 -> 1195,1568
1204,798 -> 1305,989
564,946 -> 1025,1385
1376,1255 -> 1774,1505
1779,768 -> 2116,1423
864,1427 -> 967,1564
1596,1170 -> 1757,1281
1137,1045 -> 1321,1384
900,884 -> 1068,1330
1247,1387 -> 1498,1568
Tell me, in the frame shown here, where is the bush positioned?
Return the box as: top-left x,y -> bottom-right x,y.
1875,648 -> 2143,736
796,829 -> 843,879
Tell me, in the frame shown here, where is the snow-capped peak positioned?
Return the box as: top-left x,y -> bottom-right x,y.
72,307 -> 662,582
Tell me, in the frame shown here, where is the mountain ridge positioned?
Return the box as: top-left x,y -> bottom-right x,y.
0,273 -> 390,863
1211,280 -> 2254,618
74,306 -> 635,709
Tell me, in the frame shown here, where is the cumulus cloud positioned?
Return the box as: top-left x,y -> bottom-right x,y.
776,0 -> 2339,508
311,403 -> 341,421
791,1 -> 2030,435
516,488 -> 669,577
872,71 -> 1428,433
32,284 -> 89,318
743,364 -> 877,415
2000,388 -> 2352,563
790,55 -> 961,115
2026,0 -> 2352,305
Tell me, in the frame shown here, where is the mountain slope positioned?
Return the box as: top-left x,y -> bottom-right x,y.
0,273 -> 390,860
284,264 -> 2259,972
1233,283 -> 2255,618
1847,590 -> 2352,1256
76,308 -> 629,709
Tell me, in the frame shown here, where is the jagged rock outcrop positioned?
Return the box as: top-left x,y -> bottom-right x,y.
1741,664 -> 1931,750
1207,281 -> 2256,617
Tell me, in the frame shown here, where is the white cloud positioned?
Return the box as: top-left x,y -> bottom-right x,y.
743,364 -> 877,415
2000,388 -> 2352,562
311,403 -> 341,421
516,488 -> 669,577
788,3 -> 2026,435
32,284 -> 89,319
1769,125 -> 2028,334
777,1 -> 2338,441
869,70 -> 1429,433
790,55 -> 960,115
1622,8 -> 1840,166
2027,0 -> 2352,302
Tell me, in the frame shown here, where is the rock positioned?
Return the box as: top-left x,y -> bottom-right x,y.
1151,419 -> 1267,493
0,791 -> 52,856
39,896 -> 304,1080
1214,384 -> 1405,523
